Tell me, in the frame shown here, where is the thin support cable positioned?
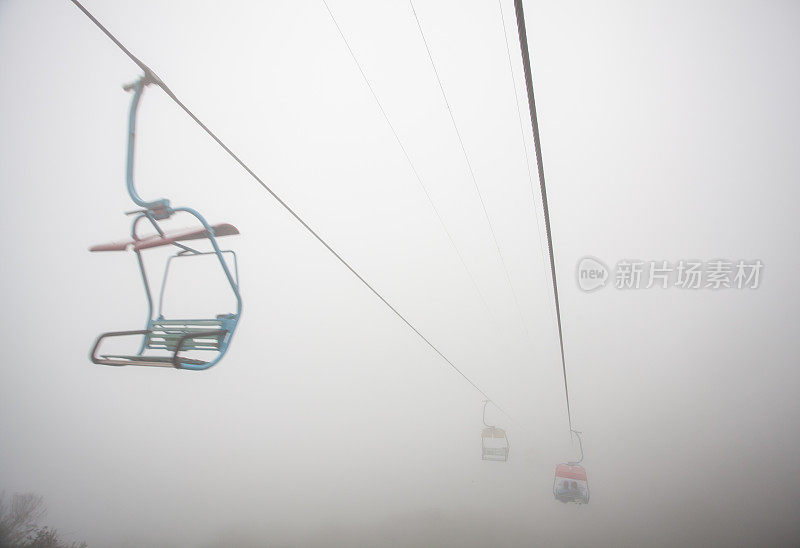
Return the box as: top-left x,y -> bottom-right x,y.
67,0 -> 513,422
512,0 -> 572,430
320,0 -> 496,325
409,0 -> 530,337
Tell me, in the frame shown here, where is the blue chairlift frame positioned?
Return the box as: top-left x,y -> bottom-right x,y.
89,73 -> 242,370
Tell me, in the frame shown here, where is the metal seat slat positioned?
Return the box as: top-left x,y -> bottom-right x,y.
145,319 -> 227,351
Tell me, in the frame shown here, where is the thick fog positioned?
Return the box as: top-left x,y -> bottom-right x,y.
1,1 -> 799,546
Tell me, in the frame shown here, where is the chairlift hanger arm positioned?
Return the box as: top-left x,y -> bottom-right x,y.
570,429 -> 584,464
482,399 -> 493,428
124,76 -> 170,215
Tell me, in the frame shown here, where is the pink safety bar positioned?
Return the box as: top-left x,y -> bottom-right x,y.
90,223 -> 239,252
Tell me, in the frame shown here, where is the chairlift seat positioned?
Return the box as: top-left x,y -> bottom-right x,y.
91,316 -> 237,370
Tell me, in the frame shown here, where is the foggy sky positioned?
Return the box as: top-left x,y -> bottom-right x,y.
1,1 -> 799,546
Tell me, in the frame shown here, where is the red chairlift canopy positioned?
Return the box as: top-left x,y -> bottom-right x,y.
90,223 -> 239,252
555,464 -> 587,481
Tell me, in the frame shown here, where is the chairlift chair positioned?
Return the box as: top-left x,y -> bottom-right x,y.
481,426 -> 510,462
553,430 -> 589,504
89,72 -> 242,370
553,463 -> 589,504
480,400 -> 509,462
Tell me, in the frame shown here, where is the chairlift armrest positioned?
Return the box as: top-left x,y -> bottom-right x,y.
91,330 -> 150,365
172,329 -> 228,369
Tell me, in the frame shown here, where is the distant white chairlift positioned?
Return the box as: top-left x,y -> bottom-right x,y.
481,400 -> 509,462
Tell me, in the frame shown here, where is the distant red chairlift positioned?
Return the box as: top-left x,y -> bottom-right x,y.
553,463 -> 589,504
553,431 -> 589,504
